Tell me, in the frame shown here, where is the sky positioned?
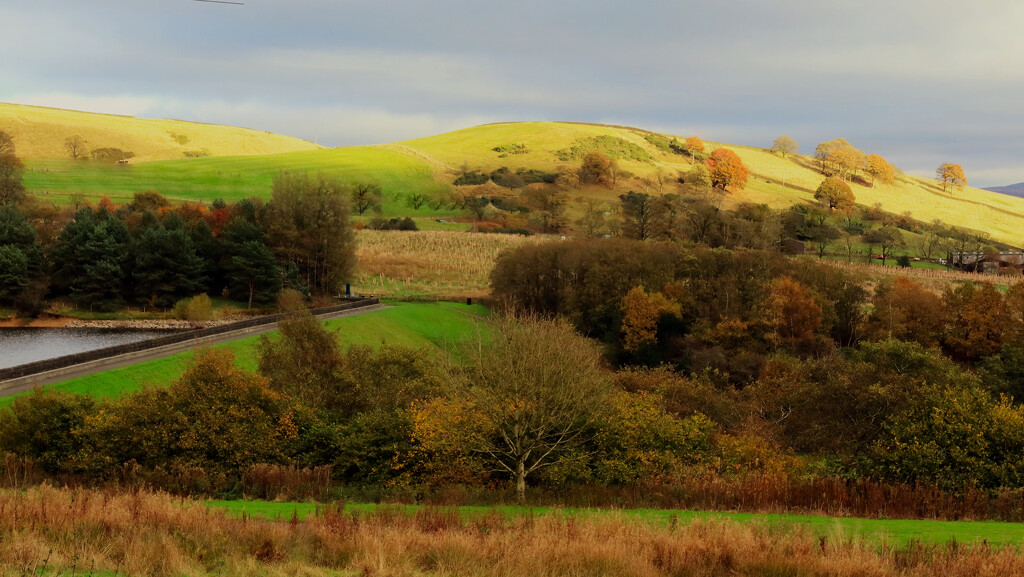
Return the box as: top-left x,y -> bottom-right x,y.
2,0 -> 1023,187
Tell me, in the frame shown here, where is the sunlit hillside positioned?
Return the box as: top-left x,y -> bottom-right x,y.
8,104 -> 1024,246
0,102 -> 318,161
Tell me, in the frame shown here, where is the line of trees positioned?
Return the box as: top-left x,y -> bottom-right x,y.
0,173 -> 356,312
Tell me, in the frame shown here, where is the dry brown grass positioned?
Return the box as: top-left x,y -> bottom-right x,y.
4,486 -> 1024,577
353,230 -> 542,298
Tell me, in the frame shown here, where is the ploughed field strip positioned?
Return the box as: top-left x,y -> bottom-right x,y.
204,500 -> 1024,548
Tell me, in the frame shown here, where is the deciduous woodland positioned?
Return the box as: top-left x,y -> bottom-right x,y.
5,238 -> 1024,516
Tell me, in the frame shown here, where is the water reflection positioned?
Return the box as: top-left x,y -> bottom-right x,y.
0,328 -> 174,370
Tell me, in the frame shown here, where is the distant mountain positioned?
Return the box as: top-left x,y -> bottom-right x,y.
984,182 -> 1024,198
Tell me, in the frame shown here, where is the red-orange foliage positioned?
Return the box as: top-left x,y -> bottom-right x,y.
763,277 -> 821,345
867,277 -> 944,347
621,286 -> 681,351
944,283 -> 1008,360
704,148 -> 749,191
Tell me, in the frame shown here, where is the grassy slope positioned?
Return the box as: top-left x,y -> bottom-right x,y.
205,500 -> 1024,547
0,302 -> 488,407
24,147 -> 452,212
10,102 -> 1024,245
0,102 -> 317,161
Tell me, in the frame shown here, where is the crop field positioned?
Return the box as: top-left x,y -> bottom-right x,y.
352,229 -> 540,298
205,500 -> 1024,548
0,101 -> 316,161
0,302 -> 488,407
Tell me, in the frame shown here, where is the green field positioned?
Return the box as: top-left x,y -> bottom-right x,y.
11,102 -> 1024,245
25,146 -> 453,216
0,302 -> 488,407
204,500 -> 1024,547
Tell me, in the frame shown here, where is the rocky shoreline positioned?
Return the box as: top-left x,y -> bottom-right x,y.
65,317 -> 254,330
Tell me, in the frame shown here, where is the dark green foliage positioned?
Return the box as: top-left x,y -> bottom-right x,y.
489,167 -> 526,189
492,143 -> 529,155
619,191 -> 656,240
0,245 -> 28,302
228,240 -> 281,308
555,135 -> 653,163
133,225 -> 207,308
643,133 -> 672,152
50,208 -> 131,311
368,216 -> 418,231
453,171 -> 490,186
350,182 -> 383,216
0,152 -> 26,206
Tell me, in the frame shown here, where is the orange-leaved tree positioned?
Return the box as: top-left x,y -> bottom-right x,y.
621,285 -> 682,351
936,163 -> 967,194
683,136 -> 705,164
763,277 -> 822,347
864,154 -> 896,187
704,148 -> 748,191
814,177 -> 855,212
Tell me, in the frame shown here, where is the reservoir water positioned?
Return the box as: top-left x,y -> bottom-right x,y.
0,328 -> 173,370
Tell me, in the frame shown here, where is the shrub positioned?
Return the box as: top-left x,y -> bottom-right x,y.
492,143 -> 529,155
453,171 -> 490,186
89,148 -> 135,162
172,293 -> 213,322
555,136 -> 653,163
276,288 -> 307,312
0,391 -> 98,474
183,149 -> 211,158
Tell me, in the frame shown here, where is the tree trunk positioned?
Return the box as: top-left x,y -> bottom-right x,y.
515,459 -> 527,505
248,282 -> 254,310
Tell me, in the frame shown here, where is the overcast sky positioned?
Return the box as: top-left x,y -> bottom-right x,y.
3,0 -> 1023,186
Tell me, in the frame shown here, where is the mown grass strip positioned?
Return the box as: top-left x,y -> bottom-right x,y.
204,499 -> 1024,547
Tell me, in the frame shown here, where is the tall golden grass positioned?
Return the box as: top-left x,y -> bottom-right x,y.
353,230 -> 541,298
2,485 -> 1024,577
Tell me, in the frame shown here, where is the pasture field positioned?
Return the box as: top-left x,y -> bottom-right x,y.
0,101 -> 317,161
205,500 -> 1024,548
352,229 -> 539,298
12,105 -> 1024,245
24,146 -> 453,216
0,302 -> 488,407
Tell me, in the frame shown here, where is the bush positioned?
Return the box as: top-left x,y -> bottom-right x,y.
492,143 -> 529,155
368,217 -> 418,231
183,149 -> 211,158
277,288 -> 307,312
90,148 -> 135,162
555,135 -> 653,163
453,171 -> 490,186
172,293 -> 213,322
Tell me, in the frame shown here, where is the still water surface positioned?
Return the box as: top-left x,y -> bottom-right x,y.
0,328 -> 172,370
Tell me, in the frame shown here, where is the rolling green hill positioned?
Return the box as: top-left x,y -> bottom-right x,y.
8,102 -> 1024,246
0,101 -> 318,161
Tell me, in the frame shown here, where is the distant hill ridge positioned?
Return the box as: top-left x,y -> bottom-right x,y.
0,101 -> 318,161
984,183 -> 1024,199
6,102 -> 1024,246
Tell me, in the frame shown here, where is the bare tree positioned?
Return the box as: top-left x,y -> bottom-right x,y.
64,135 -> 87,159
770,135 -> 798,157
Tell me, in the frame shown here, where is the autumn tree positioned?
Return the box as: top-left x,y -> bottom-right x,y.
621,286 -> 681,351
763,276 -> 822,347
574,200 -> 608,237
770,135 -> 798,157
261,172 -> 356,295
257,312 -> 347,412
704,148 -> 748,191
814,177 -> 855,212
420,316 -> 614,503
943,282 -> 1009,361
814,138 -> 864,179
866,277 -> 945,347
683,136 -> 705,164
936,163 -> 967,194
64,135 -> 87,159
579,152 -> 612,185
864,154 -> 896,187
522,187 -> 568,233
685,163 -> 712,191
